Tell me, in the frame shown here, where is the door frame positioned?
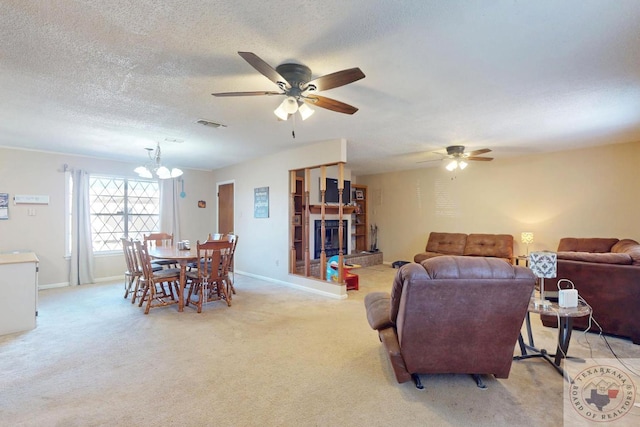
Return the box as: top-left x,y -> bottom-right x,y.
216,179 -> 235,233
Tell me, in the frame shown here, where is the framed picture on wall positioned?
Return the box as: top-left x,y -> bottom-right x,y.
355,189 -> 364,200
254,187 -> 269,218
0,193 -> 8,220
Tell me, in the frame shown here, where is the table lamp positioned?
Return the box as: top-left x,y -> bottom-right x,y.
529,251 -> 556,308
521,232 -> 534,256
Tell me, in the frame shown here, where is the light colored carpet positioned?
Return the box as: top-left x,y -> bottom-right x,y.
1,265 -> 637,426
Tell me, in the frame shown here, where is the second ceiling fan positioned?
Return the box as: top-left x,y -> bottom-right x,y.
212,52 -> 365,121
420,145 -> 494,170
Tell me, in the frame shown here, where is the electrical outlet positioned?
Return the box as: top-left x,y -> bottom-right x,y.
27,208 -> 36,216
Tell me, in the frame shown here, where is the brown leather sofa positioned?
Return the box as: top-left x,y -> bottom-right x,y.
539,237 -> 640,344
414,232 -> 513,264
365,256 -> 535,388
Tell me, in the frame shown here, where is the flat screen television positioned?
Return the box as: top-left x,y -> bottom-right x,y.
321,178 -> 351,204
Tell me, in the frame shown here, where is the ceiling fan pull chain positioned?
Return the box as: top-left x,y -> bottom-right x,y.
291,112 -> 296,139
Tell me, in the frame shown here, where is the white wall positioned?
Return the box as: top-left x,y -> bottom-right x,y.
5,139 -> 635,293
0,147 -> 215,286
357,141 -> 640,263
210,138 -> 349,298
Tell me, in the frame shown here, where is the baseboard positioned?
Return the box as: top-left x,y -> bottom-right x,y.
235,271 -> 347,300
39,282 -> 69,290
39,275 -> 123,290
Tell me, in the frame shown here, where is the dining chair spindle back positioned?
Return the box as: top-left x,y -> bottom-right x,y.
135,240 -> 181,314
144,232 -> 176,268
122,238 -> 142,302
185,240 -> 233,313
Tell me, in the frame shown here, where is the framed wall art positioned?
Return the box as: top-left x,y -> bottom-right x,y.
254,186 -> 269,218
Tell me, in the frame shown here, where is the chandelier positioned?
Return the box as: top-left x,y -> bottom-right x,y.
134,142 -> 183,179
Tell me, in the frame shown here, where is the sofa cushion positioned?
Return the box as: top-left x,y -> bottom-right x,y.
557,251 -> 633,265
463,233 -> 513,258
425,232 -> 467,255
557,237 -> 619,253
611,239 -> 640,266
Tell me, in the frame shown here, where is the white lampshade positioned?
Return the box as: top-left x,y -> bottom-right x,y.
156,166 -> 171,179
521,232 -> 534,244
282,97 -> 299,114
274,103 -> 289,120
458,160 -> 468,170
529,251 -> 557,278
134,166 -> 153,179
170,168 -> 183,178
298,103 -> 314,120
446,160 -> 458,171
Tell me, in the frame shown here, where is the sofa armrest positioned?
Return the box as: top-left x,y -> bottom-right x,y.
364,292 -> 393,330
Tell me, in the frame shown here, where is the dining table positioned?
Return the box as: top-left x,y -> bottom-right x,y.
148,246 -> 198,312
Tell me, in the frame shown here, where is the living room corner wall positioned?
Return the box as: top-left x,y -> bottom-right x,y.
209,138 -> 349,297
357,140 -> 640,263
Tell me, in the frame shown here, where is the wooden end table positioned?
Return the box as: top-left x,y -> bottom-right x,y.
514,298 -> 591,381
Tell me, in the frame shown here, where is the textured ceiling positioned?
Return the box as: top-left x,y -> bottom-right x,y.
1,1 -> 639,175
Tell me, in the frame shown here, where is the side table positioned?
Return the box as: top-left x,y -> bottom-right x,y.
514,299 -> 591,381
513,255 -> 529,267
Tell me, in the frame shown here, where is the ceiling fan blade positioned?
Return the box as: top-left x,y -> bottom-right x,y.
467,156 -> 494,161
237,52 -> 290,89
305,68 -> 366,92
468,148 -> 491,156
304,95 -> 359,114
212,91 -> 282,97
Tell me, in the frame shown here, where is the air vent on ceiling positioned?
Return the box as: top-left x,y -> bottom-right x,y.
196,119 -> 226,128
164,137 -> 184,144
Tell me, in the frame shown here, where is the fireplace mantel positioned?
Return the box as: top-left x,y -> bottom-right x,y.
306,205 -> 355,215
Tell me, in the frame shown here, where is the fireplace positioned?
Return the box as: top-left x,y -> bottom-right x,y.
314,220 -> 348,259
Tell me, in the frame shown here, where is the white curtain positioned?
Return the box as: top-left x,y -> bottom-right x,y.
69,169 -> 95,285
160,178 -> 181,241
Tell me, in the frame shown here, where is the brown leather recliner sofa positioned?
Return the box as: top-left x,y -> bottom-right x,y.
414,232 -> 513,264
539,237 -> 640,344
364,256 -> 535,388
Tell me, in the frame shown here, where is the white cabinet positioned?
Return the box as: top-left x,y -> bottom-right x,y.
0,252 -> 38,335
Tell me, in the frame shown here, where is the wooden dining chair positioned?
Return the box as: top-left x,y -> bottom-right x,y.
185,240 -> 233,312
225,233 -> 238,295
188,233 -> 225,270
144,232 -> 176,268
135,240 -> 181,314
122,237 -> 164,304
121,237 -> 141,301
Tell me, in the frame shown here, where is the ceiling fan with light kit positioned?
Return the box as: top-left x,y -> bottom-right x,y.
419,145 -> 494,171
212,52 -> 365,122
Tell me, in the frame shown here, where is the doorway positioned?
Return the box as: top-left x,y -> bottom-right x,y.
218,182 -> 234,234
